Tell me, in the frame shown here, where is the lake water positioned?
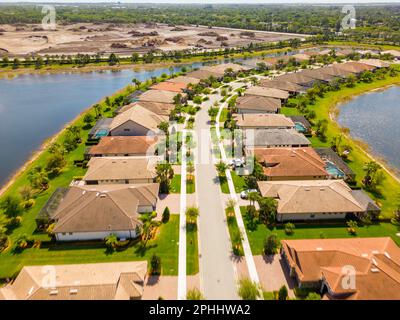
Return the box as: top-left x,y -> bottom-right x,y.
337,85 -> 400,173
0,58 -> 269,187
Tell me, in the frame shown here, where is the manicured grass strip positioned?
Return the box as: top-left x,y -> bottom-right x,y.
280,106 -> 302,116
186,223 -> 199,275
170,174 -> 181,194
240,207 -> 400,256
186,177 -> 195,194
219,171 -> 248,194
0,215 -> 180,279
219,108 -> 230,122
225,209 -> 244,256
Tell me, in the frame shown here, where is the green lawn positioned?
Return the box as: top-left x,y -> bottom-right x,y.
219,108 -> 230,123
170,174 -> 181,193
280,106 -> 302,116
219,171 -> 248,194
186,177 -> 196,194
186,223 -> 199,275
0,215 -> 180,278
240,207 -> 400,255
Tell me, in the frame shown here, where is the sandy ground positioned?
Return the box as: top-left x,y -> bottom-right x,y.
0,22 -> 307,57
142,274 -> 200,300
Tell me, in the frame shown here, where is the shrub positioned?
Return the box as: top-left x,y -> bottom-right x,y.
346,220 -> 358,235
150,254 -> 162,275
162,207 -> 170,223
237,278 -> 261,300
284,222 -> 295,235
0,233 -> 10,252
22,199 -> 35,209
278,285 -> 288,300
187,288 -> 204,300
305,292 -> 321,300
264,234 -> 279,255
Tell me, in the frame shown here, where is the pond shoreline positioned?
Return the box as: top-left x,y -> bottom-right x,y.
330,83 -> 400,184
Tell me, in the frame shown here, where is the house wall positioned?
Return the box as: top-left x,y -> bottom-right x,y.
110,121 -> 154,136
55,229 -> 138,241
237,108 -> 278,114
277,212 -> 350,222
85,178 -> 154,185
266,175 -> 328,181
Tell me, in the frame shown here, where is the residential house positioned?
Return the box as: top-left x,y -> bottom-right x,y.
245,86 -> 289,101
334,62 -> 376,75
315,147 -> 355,181
109,104 -> 168,136
298,68 -> 338,83
251,147 -> 329,181
202,62 -> 251,76
318,65 -> 354,78
150,81 -> 187,93
288,115 -> 312,134
381,50 -> 400,60
275,72 -> 317,88
359,59 -> 391,69
234,114 -> 295,130
259,79 -> 306,95
168,75 -> 201,86
49,183 -> 159,241
117,101 -> 174,117
0,261 -> 148,300
291,53 -> 311,62
139,89 -> 186,104
83,157 -> 158,185
235,95 -> 281,114
281,237 -> 400,300
244,129 -> 311,149
86,136 -> 159,158
88,118 -> 113,139
257,179 -> 380,222
186,68 -> 222,80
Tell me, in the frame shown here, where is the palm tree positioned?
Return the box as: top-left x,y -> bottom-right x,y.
187,288 -> 205,300
225,198 -> 236,216
94,104 -> 102,119
237,278 -> 261,300
156,163 -> 174,193
215,161 -> 227,176
27,166 -> 49,191
187,162 -> 195,183
132,78 -> 141,89
186,206 -> 199,225
248,192 -> 259,207
104,234 -> 118,251
140,212 -> 157,248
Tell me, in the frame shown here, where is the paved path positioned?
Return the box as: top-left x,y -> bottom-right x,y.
195,97 -> 239,300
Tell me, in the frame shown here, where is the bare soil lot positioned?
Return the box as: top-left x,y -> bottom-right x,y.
0,23 -> 308,57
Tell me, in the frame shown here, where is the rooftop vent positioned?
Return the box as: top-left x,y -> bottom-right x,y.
372,258 -> 378,266
49,290 -> 58,295
371,268 -> 380,273
69,289 -> 78,294
316,247 -> 323,251
361,253 -> 368,258
384,252 -> 391,259
28,286 -> 34,295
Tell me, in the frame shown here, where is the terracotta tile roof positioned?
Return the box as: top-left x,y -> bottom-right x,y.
110,104 -> 168,132
257,179 -> 369,215
0,261 -> 147,300
259,79 -> 306,93
281,237 -> 400,300
118,101 -> 174,116
234,113 -> 294,129
151,81 -> 187,92
253,147 -> 328,179
245,86 -> 289,100
52,183 -> 159,233
139,89 -> 185,104
168,76 -> 201,85
88,136 -> 158,156
236,95 -> 281,112
83,156 -> 158,182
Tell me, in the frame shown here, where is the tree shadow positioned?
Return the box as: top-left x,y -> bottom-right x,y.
134,243 -> 157,257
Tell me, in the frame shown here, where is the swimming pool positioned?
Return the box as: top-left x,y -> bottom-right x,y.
294,122 -> 307,133
95,129 -> 109,138
325,161 -> 345,178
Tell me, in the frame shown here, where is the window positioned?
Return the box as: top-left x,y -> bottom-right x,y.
124,128 -> 130,132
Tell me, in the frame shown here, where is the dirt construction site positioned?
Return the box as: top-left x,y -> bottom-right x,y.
0,22 -> 308,57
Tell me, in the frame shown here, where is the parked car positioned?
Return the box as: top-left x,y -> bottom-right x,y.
230,158 -> 244,168
240,189 -> 258,199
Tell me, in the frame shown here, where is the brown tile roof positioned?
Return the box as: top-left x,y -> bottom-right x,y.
236,95 -> 281,112
259,79 -> 306,93
110,104 -> 168,132
234,113 -> 294,129
359,59 -> 391,68
0,261 -> 147,300
334,62 -> 376,74
298,68 -> 338,82
245,86 -> 289,100
83,157 -> 158,182
253,147 -> 328,179
245,129 -> 311,147
139,89 -> 184,104
202,63 -> 251,75
281,237 -> 400,300
275,72 -> 317,86
186,69 -> 221,80
263,56 -> 290,66
318,65 -> 354,78
291,53 -> 311,62
118,101 -> 174,116
151,81 -> 187,92
257,179 -> 367,215
168,76 -> 201,85
52,183 -> 159,233
88,136 -> 158,156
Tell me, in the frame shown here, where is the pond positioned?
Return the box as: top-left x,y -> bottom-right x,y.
337,85 -> 400,174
